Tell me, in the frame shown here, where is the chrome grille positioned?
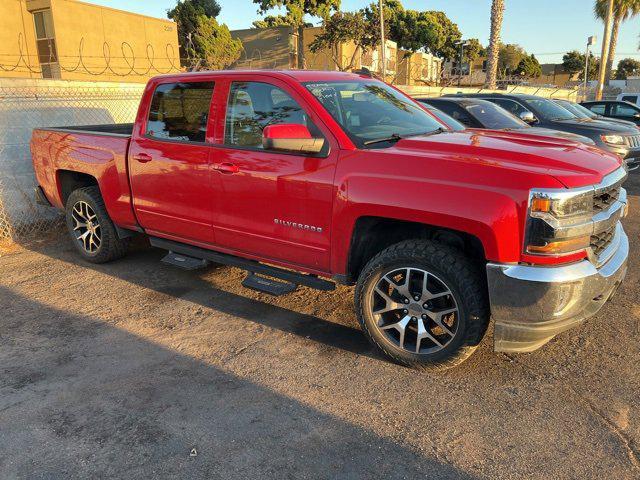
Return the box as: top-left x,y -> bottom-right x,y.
590,225 -> 616,257
625,134 -> 640,148
593,183 -> 621,212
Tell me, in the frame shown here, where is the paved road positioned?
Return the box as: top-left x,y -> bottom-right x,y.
0,175 -> 638,479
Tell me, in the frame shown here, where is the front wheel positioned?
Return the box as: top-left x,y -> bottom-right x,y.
65,186 -> 129,263
355,240 -> 489,370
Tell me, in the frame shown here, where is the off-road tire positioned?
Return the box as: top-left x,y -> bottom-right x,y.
355,239 -> 489,370
65,186 -> 129,263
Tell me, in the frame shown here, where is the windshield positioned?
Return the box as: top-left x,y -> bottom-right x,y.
523,98 -> 576,121
555,100 -> 593,119
304,80 -> 443,147
426,107 -> 467,131
465,101 -> 527,129
571,102 -> 599,118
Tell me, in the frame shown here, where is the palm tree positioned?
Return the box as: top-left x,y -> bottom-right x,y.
595,0 -> 640,84
485,0 -> 505,89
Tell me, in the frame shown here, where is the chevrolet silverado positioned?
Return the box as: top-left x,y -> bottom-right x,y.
31,70 -> 629,369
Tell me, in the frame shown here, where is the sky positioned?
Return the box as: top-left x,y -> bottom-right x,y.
89,0 -> 640,65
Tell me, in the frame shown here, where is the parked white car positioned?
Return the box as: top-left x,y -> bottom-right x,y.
616,93 -> 640,106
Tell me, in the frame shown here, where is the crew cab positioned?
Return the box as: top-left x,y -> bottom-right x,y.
31,70 -> 629,370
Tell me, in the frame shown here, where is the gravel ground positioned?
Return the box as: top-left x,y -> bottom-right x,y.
0,175 -> 639,480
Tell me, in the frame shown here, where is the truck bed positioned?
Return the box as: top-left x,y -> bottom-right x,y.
31,123 -> 137,229
38,123 -> 134,137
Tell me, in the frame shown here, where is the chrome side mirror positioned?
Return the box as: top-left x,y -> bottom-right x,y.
519,111 -> 537,124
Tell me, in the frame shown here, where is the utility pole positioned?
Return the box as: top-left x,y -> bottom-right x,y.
379,0 -> 386,81
596,0 -> 614,101
584,35 -> 596,101
455,40 -> 468,88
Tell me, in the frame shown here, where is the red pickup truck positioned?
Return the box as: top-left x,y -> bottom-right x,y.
31,70 -> 629,370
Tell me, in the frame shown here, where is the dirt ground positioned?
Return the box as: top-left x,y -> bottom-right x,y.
1,175 -> 639,480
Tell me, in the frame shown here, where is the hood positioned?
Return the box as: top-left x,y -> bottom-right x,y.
554,117 -> 638,134
392,130 -> 622,188
595,116 -> 638,128
524,127 -> 594,144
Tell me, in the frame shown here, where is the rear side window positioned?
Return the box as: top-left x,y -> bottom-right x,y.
611,103 -> 639,117
586,103 -> 606,115
490,98 -> 528,116
146,82 -> 215,143
433,102 -> 476,127
224,81 -> 319,149
622,95 -> 638,103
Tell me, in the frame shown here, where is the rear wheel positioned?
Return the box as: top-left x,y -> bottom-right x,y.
355,240 -> 489,370
65,186 -> 128,263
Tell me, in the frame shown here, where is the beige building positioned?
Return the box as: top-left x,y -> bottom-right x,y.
396,51 -> 442,85
231,26 -> 300,70
232,26 -> 413,83
1,0 -> 180,83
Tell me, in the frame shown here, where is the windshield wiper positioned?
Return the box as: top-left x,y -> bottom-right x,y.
363,133 -> 403,146
363,129 -> 445,146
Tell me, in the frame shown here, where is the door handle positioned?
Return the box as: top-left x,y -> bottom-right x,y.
133,153 -> 152,163
213,162 -> 240,174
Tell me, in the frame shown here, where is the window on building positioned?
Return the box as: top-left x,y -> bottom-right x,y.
33,9 -> 58,78
146,82 -> 215,143
224,82 -> 320,150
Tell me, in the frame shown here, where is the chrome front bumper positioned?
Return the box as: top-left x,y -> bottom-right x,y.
486,223 -> 629,353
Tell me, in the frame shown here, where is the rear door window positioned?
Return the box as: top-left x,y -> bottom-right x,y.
146,82 -> 215,143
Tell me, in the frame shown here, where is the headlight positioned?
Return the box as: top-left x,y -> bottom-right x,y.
525,189 -> 593,256
601,134 -> 625,145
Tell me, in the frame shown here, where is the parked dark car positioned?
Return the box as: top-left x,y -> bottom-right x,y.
455,93 -> 640,169
418,97 -> 595,144
420,102 -> 466,131
581,100 -> 640,126
555,99 -> 638,129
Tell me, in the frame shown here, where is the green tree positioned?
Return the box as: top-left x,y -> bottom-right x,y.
498,43 -> 526,76
562,50 -> 599,80
562,50 -> 586,76
615,57 -> 640,79
595,0 -> 640,84
424,11 -> 462,60
252,0 -> 340,26
464,38 -> 485,63
252,14 -> 299,28
168,0 -> 241,69
191,16 -> 243,69
388,10 -> 443,55
485,0 -> 505,89
309,10 -> 381,71
514,54 -> 542,78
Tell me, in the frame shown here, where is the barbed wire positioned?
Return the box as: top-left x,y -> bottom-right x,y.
0,33 -> 181,77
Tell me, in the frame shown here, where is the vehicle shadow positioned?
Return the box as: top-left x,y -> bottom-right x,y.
0,286 -> 478,479
624,171 -> 640,197
22,233 -> 381,362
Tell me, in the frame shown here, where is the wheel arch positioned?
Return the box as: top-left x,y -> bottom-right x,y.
344,216 -> 489,284
56,169 -> 99,207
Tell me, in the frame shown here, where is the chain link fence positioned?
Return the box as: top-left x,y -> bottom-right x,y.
0,79 -> 145,241
0,73 -> 581,243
